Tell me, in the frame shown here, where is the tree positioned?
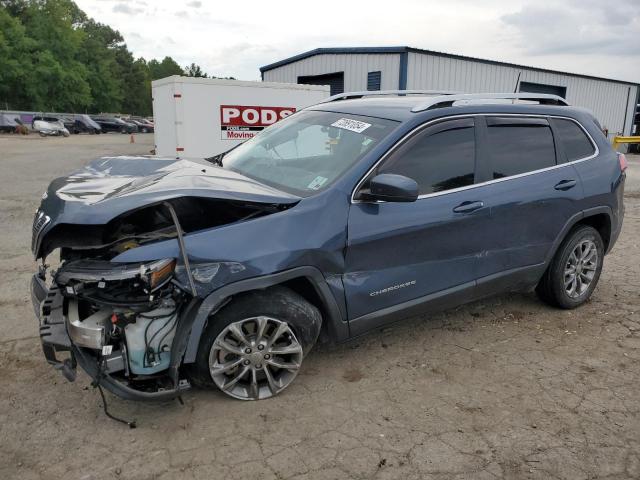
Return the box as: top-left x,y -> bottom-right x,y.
115,49 -> 152,116
0,7 -> 36,109
184,62 -> 207,78
0,1 -> 233,115
15,0 -> 92,111
78,20 -> 124,112
148,56 -> 183,80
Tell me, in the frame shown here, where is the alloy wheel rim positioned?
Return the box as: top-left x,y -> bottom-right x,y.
209,316 -> 303,400
564,239 -> 598,298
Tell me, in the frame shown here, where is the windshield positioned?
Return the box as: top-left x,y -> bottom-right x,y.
221,110 -> 398,196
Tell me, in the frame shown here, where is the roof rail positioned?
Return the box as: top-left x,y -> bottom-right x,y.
411,93 -> 569,112
320,90 -> 461,103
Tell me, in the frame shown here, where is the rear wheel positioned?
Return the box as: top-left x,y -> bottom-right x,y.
537,225 -> 604,309
190,287 -> 321,400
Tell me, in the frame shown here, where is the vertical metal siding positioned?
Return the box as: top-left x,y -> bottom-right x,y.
263,53 -> 401,91
406,52 -> 638,137
263,51 -> 638,137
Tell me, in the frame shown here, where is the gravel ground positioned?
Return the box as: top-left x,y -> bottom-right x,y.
0,133 -> 639,480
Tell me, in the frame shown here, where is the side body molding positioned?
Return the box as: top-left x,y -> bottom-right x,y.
183,266 -> 348,363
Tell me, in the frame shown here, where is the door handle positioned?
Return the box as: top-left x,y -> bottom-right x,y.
453,201 -> 484,213
554,179 -> 577,191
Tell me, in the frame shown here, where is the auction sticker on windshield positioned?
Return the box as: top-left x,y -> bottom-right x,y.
331,118 -> 371,133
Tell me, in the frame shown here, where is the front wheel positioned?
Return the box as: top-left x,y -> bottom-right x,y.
190,287 -> 321,400
537,225 -> 604,309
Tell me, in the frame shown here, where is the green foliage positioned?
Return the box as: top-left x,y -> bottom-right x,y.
0,0 -> 213,115
148,56 -> 184,80
185,62 -> 207,78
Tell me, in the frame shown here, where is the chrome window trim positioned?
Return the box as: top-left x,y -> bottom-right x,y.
351,113 -> 599,204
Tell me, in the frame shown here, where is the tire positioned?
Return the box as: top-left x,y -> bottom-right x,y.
536,225 -> 604,309
189,286 -> 321,400
141,127 -> 147,133
120,127 -> 126,134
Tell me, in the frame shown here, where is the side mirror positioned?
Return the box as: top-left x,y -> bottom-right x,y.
360,173 -> 419,202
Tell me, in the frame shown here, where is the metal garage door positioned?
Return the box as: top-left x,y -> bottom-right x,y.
298,72 -> 344,96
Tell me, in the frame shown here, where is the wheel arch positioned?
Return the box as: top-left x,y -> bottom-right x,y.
182,266 -> 348,364
578,212 -> 612,252
546,207 -> 613,266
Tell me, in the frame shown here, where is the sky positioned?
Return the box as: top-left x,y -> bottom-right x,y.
76,0 -> 640,83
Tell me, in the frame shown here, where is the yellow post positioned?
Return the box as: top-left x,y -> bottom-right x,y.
612,136 -> 640,151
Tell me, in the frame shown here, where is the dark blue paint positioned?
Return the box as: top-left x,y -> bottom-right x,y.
36,100 -> 626,347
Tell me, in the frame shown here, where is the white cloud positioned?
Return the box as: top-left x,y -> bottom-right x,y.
112,2 -> 143,15
501,0 -> 639,56
75,0 -> 640,82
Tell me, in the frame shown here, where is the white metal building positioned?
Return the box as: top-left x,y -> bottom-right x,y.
260,47 -> 639,138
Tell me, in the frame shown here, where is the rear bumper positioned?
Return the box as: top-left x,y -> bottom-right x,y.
31,275 -> 189,402
608,174 -> 626,254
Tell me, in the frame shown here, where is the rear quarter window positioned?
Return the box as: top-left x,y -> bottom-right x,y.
551,118 -> 596,162
486,118 -> 556,179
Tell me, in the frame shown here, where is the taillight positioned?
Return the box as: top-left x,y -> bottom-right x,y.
618,153 -> 628,172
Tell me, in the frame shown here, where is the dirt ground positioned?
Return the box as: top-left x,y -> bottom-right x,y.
0,133 -> 639,480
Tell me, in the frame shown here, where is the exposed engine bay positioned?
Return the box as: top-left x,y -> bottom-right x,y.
35,196 -> 292,398
31,155 -> 303,409
58,258 -> 179,367
38,196 -> 277,261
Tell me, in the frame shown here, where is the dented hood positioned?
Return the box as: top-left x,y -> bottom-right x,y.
38,156 -> 300,226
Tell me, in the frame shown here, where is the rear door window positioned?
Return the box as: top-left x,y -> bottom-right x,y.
485,117 -> 557,179
378,118 -> 476,195
551,118 -> 596,162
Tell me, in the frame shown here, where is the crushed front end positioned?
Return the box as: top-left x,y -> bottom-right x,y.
33,253 -> 195,400
30,156 -> 300,400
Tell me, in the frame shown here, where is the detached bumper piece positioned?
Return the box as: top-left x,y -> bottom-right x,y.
32,275 -> 76,381
32,275 -> 190,402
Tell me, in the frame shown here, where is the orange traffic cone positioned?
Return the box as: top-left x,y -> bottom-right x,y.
130,134 -> 135,144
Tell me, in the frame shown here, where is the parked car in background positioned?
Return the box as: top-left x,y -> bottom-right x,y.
59,116 -> 76,132
31,91 -> 625,402
32,115 -> 70,137
69,115 -> 102,134
128,118 -> 154,133
92,116 -> 138,134
0,113 -> 20,133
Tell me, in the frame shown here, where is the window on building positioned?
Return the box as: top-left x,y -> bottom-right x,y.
485,117 -> 556,179
378,118 -> 475,195
367,71 -> 382,91
551,118 -> 595,162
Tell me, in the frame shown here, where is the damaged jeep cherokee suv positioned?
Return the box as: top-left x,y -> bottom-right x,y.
31,92 -> 626,401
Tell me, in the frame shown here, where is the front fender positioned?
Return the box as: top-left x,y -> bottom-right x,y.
182,266 -> 349,363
